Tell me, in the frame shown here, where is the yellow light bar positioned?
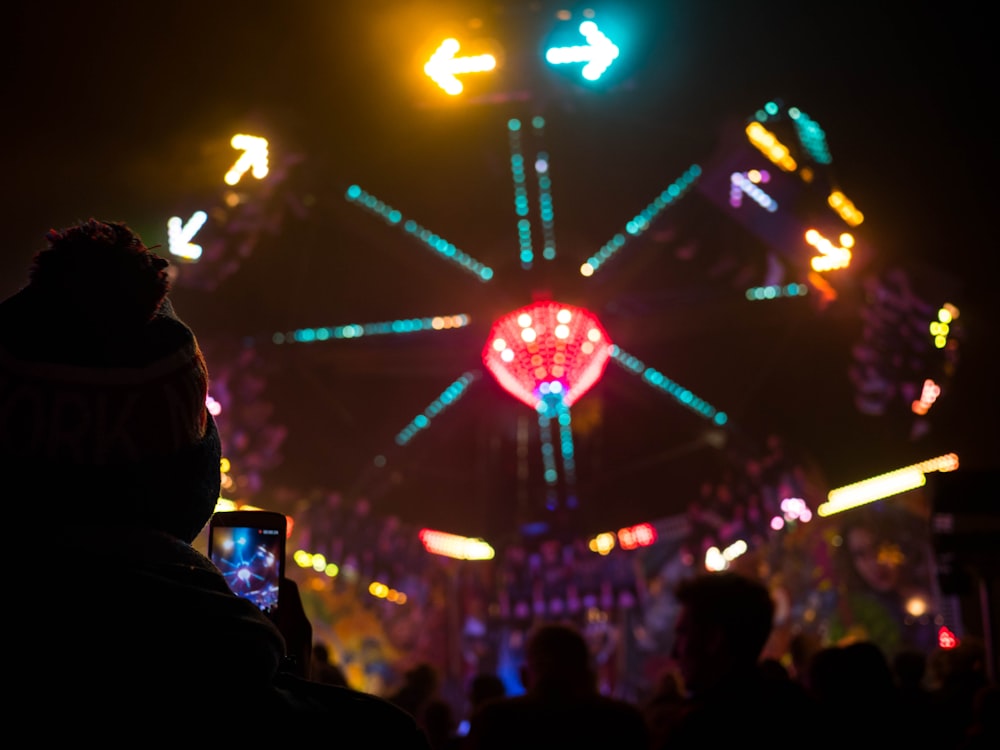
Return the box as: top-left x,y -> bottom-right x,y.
828,190 -> 864,227
818,453 -> 959,516
418,528 -> 495,560
745,122 -> 797,171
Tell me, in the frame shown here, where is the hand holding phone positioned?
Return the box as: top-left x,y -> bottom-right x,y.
208,510 -> 287,617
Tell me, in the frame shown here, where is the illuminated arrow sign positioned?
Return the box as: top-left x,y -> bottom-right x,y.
730,170 -> 778,212
424,39 -> 496,95
224,134 -> 269,185
167,210 -> 208,260
545,20 -> 619,81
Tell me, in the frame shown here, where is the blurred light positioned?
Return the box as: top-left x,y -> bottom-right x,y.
618,522 -> 657,550
419,528 -> 495,560
818,453 -> 959,516
905,595 -> 928,618
705,539 -> 747,571
167,211 -> 207,260
225,134 -> 269,185
424,38 -> 496,95
931,304 -> 959,349
745,283 -> 809,300
483,301 -> 612,409
395,372 -> 478,446
912,379 -> 941,415
544,20 -> 620,81
788,108 -> 832,164
345,185 -> 493,281
274,314 -> 470,345
806,228 -> 852,271
589,532 -> 616,555
780,497 -> 812,523
730,171 -> 778,212
938,626 -> 959,649
206,395 -> 222,416
745,122 -> 797,171
585,165 -> 700,274
828,190 -> 864,226
807,271 -> 838,304
610,345 -> 728,425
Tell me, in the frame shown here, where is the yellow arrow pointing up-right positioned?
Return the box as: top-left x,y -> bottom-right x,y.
225,134 -> 269,186
424,39 -> 496,95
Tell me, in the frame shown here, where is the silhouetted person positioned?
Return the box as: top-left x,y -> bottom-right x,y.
5,220 -> 429,745
927,637 -> 993,748
654,571 -> 820,750
787,630 -> 822,687
389,662 -> 441,720
312,641 -> 350,687
891,647 -> 952,746
420,698 -> 463,750
465,622 -> 650,749
807,641 -> 906,746
453,671 -> 507,743
642,667 -> 687,750
958,683 -> 1000,749
467,672 -> 506,711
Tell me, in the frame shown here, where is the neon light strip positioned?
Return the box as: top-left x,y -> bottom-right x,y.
507,119 -> 535,268
538,409 -> 558,486
533,117 -> 557,261
537,392 -> 577,510
395,372 -> 479,446
745,283 -> 809,300
745,122 -> 797,172
610,346 -> 728,425
582,165 -> 701,276
730,172 -> 778,212
828,190 -> 864,227
345,185 -> 493,281
818,453 -> 959,516
788,108 -> 832,165
557,406 -> 577,507
807,271 -> 838,302
272,314 -> 471,344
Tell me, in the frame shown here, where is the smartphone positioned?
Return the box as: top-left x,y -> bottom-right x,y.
208,510 -> 287,617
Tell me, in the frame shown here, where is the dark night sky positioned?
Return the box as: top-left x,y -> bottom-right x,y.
4,1 -> 997,541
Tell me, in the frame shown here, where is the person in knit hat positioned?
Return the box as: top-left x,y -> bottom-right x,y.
4,219 -> 430,745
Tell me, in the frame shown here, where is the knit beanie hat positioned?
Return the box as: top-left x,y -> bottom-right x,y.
0,219 -> 222,543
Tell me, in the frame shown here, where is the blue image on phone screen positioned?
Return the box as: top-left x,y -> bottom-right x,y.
210,526 -> 282,614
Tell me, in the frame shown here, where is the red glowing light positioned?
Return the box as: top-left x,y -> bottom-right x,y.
938,626 -> 958,649
482,300 -> 613,409
618,522 -> 657,550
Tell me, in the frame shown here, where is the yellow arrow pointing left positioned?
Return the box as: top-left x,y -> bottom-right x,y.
424,39 -> 496,95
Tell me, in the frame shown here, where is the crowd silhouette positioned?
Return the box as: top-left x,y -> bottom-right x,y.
6,219 -> 993,747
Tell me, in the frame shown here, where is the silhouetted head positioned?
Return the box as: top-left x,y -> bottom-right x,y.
468,672 -> 506,708
671,571 -> 775,695
892,648 -> 927,688
522,622 -> 595,692
0,219 -> 221,543
404,662 -> 440,693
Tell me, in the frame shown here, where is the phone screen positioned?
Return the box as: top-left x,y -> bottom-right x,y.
209,522 -> 284,615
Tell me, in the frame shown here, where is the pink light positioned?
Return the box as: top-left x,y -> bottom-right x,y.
482,300 -> 613,409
